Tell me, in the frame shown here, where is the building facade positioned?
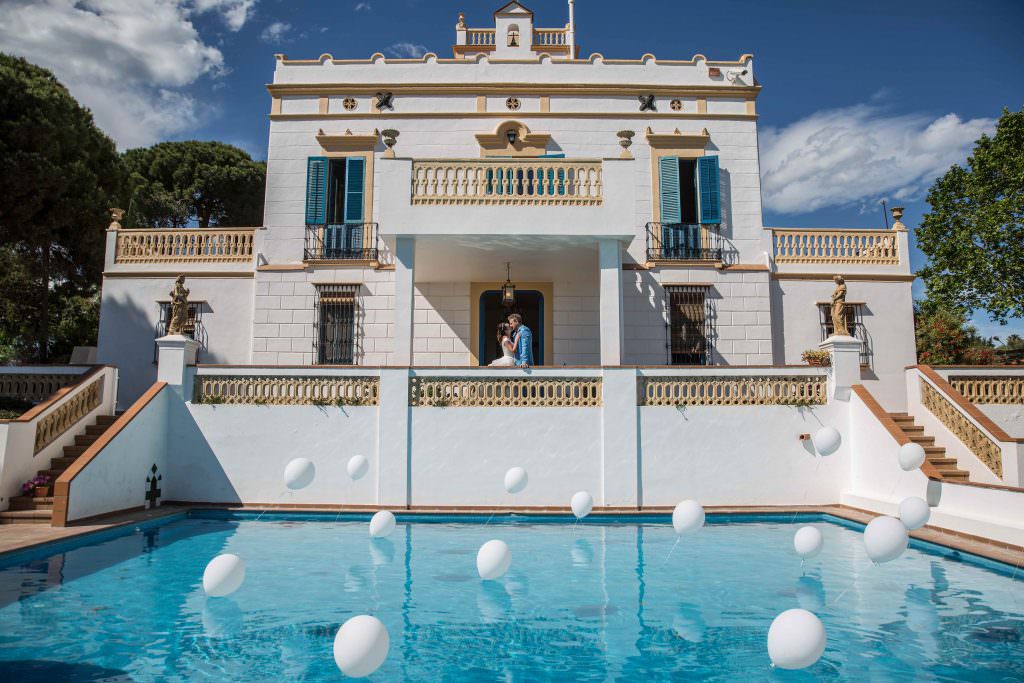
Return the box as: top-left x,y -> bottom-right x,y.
97,1 -> 916,408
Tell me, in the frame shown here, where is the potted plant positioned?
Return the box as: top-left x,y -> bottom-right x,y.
801,350 -> 831,367
21,475 -> 52,498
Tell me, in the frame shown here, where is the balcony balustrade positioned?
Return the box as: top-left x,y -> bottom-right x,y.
304,222 -> 380,262
645,222 -> 722,262
114,228 -> 255,264
772,228 -> 899,265
411,159 -> 603,206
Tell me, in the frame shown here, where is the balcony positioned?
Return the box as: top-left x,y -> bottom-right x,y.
113,228 -> 255,264
771,228 -> 899,265
411,159 -> 603,206
304,222 -> 380,262
645,222 -> 723,262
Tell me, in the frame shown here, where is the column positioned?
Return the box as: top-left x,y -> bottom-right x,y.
393,236 -> 415,366
377,368 -> 411,507
820,334 -> 862,402
598,238 -> 624,366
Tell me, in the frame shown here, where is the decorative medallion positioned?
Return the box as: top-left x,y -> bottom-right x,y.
343,97 -> 357,111
670,99 -> 683,111
638,94 -> 657,112
375,92 -> 394,111
506,97 -> 521,111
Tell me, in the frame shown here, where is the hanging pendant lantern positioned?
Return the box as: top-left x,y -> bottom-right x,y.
501,262 -> 516,307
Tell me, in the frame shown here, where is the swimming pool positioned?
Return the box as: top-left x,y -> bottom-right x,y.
0,512 -> 1021,681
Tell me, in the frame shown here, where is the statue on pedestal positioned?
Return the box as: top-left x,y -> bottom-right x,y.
830,275 -> 849,337
167,275 -> 190,336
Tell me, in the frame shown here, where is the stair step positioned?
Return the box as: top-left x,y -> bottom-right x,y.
84,424 -> 108,436
900,425 -> 924,434
888,412 -> 910,419
50,456 -> 76,469
37,469 -> 64,479
8,496 -> 53,510
94,415 -> 117,425
63,445 -> 88,457
938,470 -> 971,481
74,434 -> 99,447
908,435 -> 936,445
924,446 -> 947,455
0,509 -> 53,524
928,457 -> 960,467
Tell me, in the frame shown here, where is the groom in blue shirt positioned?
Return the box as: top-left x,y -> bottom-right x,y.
508,313 -> 534,367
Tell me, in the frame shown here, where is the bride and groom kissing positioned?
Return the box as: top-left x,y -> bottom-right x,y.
490,313 -> 535,368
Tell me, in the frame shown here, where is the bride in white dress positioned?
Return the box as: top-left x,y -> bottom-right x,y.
489,322 -> 517,366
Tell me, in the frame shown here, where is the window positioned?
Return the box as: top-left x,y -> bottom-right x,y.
305,156 -> 369,260
657,155 -> 720,258
153,302 -> 204,362
665,286 -> 711,365
315,285 -> 358,365
507,25 -> 520,47
818,303 -> 870,365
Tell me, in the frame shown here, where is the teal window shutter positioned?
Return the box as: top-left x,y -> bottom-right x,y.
658,156 -> 681,224
343,156 -> 365,223
697,155 -> 721,224
305,156 -> 328,225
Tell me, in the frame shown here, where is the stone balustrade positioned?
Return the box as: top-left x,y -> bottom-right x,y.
948,376 -> 1024,404
465,29 -> 495,46
920,380 -> 1003,478
532,29 -> 567,47
410,376 -> 602,407
639,375 -> 827,407
114,228 -> 255,264
772,228 -> 899,264
195,375 -> 380,406
0,373 -> 83,403
411,159 -> 603,206
34,374 -> 104,453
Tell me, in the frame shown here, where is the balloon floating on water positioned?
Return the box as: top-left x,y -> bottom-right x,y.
899,496 -> 931,530
672,500 -> 705,535
863,515 -> 908,564
347,455 -> 369,481
898,442 -> 926,471
570,491 -> 594,519
504,467 -> 528,494
333,615 -> 390,678
283,457 -> 315,490
476,539 -> 512,580
793,526 -> 823,559
203,553 -> 246,597
369,510 -> 396,538
811,427 -> 841,456
767,608 -> 827,670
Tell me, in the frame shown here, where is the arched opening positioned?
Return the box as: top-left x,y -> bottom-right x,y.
507,24 -> 520,47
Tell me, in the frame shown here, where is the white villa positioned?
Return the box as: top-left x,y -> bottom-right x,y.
2,3 -> 1021,545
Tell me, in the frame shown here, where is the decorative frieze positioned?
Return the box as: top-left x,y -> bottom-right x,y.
920,380 -> 1002,478
772,229 -> 899,265
948,376 -> 1024,404
410,377 -> 602,407
194,376 -> 379,406
411,159 -> 603,205
639,375 -> 827,407
34,376 -> 103,453
115,229 -> 255,264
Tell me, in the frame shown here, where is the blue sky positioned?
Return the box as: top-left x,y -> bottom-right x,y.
2,0 -> 1022,337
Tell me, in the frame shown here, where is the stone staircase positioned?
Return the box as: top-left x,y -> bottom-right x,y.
0,414 -> 119,525
888,412 -> 970,481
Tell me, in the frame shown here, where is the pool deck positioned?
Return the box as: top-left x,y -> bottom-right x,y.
0,504 -> 1021,570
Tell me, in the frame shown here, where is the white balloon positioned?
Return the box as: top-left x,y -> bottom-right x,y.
898,442 -> 926,471
570,491 -> 594,519
347,455 -> 369,481
333,615 -> 390,678
203,553 -> 246,597
899,496 -> 931,530
864,515 -> 909,564
672,500 -> 705,535
369,510 -> 396,538
793,526 -> 824,559
767,608 -> 827,670
811,427 -> 841,456
504,467 -> 528,494
476,539 -> 512,580
283,457 -> 315,490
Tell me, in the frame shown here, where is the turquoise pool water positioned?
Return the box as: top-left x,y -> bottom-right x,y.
0,512 -> 1021,681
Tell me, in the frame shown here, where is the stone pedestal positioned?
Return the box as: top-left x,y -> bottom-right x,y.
820,335 -> 862,402
156,335 -> 199,387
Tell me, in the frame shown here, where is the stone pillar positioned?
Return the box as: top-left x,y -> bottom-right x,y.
156,335 -> 199,386
377,369 -> 411,507
393,237 -> 415,366
601,367 -> 639,507
598,238 -> 624,366
820,335 -> 862,402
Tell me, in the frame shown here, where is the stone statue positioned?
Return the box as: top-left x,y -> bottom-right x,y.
167,275 -> 191,336
830,275 -> 849,337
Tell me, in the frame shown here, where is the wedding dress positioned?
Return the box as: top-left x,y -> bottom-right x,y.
489,336 -> 516,366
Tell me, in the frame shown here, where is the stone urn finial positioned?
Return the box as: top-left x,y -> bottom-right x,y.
617,130 -> 635,159
108,207 -> 124,230
891,206 -> 906,231
381,129 -> 399,158
456,12 -> 466,29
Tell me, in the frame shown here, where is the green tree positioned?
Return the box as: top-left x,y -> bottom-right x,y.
123,141 -> 266,229
0,54 -> 123,362
917,107 -> 1024,324
914,300 -> 994,365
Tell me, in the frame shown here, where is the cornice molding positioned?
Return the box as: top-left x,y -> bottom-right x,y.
645,126 -> 710,149
267,82 -> 761,99
315,128 -> 380,152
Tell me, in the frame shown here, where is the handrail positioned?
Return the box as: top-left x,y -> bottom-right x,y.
114,228 -> 256,264
411,158 -> 603,206
771,228 -> 899,264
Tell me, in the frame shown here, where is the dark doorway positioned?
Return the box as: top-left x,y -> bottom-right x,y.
479,290 -> 544,365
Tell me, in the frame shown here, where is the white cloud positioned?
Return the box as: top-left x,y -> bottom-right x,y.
386,42 -> 428,58
0,0 -> 258,149
260,21 -> 291,44
759,105 -> 995,215
354,2 -> 372,11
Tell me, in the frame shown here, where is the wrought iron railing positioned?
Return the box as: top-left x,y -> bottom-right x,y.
154,303 -> 206,363
646,223 -> 722,261
304,223 -> 379,261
